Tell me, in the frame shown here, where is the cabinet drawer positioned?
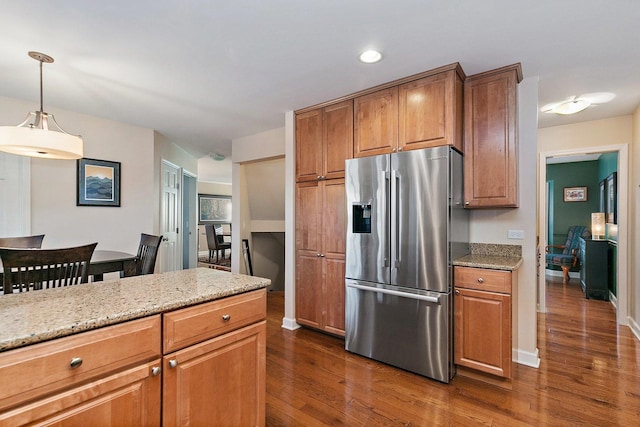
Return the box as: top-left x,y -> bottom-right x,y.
454,266 -> 512,294
163,289 -> 266,353
0,315 -> 161,411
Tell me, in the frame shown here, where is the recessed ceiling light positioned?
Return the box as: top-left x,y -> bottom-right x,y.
359,49 -> 382,64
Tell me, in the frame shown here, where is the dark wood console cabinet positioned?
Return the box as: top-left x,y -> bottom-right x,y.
579,237 -> 609,300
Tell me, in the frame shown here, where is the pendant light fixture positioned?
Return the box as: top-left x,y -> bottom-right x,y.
0,51 -> 83,159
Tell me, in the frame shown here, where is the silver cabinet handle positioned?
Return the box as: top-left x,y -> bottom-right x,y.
222,314 -> 231,321
169,359 -> 178,368
477,278 -> 484,283
151,366 -> 161,376
70,357 -> 83,369
455,289 -> 460,295
317,175 -> 322,180
319,254 -> 325,258
317,253 -> 322,257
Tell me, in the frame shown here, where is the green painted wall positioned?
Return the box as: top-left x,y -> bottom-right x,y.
598,152 -> 618,181
547,161 -> 600,245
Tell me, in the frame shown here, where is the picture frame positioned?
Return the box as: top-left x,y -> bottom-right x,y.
76,158 -> 121,207
599,179 -> 607,213
198,194 -> 231,223
606,172 -> 617,224
563,186 -> 587,202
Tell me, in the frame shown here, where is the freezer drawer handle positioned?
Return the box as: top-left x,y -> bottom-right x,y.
347,282 -> 440,304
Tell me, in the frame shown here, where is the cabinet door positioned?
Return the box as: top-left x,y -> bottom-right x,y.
0,361 -> 161,426
454,287 -> 511,378
354,87 -> 398,157
322,179 -> 346,335
295,182 -> 323,328
296,109 -> 323,182
163,322 -> 266,427
323,100 -> 353,180
399,70 -> 462,152
464,65 -> 520,208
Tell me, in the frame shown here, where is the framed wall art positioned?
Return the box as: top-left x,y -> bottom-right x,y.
198,194 -> 231,223
606,172 -> 617,224
76,158 -> 121,207
563,186 -> 587,202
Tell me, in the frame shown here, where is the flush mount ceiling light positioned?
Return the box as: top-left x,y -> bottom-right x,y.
0,51 -> 83,159
209,152 -> 225,161
541,92 -> 616,116
358,49 -> 383,64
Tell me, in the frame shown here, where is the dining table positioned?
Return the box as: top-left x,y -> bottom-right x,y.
89,250 -> 138,281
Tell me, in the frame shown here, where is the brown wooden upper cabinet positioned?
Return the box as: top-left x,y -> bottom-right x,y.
464,63 -> 522,208
354,64 -> 464,157
296,100 -> 353,182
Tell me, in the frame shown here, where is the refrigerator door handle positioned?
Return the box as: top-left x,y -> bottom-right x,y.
346,282 -> 441,304
380,170 -> 390,267
392,169 -> 401,268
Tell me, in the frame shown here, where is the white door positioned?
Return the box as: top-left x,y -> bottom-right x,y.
0,153 -> 31,237
160,160 -> 180,272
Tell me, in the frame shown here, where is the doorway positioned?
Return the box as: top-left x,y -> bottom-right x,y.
538,144 -> 629,326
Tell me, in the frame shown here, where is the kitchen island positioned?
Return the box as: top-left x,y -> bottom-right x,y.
0,268 -> 270,426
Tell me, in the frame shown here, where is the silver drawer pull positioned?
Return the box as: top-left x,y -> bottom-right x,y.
477,277 -> 484,283
70,357 -> 83,369
169,359 -> 178,368
151,366 -> 161,376
222,314 -> 231,321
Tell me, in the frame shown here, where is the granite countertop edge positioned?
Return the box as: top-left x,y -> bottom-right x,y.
0,268 -> 270,353
453,254 -> 523,271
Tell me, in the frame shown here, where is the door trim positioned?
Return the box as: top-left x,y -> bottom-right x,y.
538,144 -> 628,325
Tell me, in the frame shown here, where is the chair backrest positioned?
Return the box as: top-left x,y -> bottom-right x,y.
563,226 -> 591,254
205,224 -> 220,250
0,235 -> 45,249
135,233 -> 163,275
0,243 -> 97,294
214,225 -> 225,245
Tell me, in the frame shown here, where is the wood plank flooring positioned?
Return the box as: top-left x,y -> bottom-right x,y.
265,277 -> 640,426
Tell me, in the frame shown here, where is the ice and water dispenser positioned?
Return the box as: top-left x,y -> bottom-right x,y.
352,203 -> 372,234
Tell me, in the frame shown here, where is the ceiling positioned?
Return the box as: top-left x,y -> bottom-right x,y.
1,1 -> 639,183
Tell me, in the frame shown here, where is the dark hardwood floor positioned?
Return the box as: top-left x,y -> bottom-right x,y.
265,277 -> 640,426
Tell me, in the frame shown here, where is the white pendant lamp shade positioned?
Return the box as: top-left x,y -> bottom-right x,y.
0,52 -> 83,160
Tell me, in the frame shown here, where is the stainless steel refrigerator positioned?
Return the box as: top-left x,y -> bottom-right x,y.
344,146 -> 469,383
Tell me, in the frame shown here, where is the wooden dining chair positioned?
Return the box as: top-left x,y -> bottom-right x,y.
205,224 -> 231,263
0,235 -> 45,249
129,233 -> 163,276
0,243 -> 97,294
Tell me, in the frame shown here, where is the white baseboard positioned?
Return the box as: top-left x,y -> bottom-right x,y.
281,317 -> 300,331
629,317 -> 640,342
609,291 -> 618,309
514,347 -> 540,368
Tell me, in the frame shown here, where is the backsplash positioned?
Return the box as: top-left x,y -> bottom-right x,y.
469,243 -> 522,258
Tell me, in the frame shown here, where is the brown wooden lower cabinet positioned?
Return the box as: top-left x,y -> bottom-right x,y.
163,322 -> 266,427
295,179 -> 346,336
454,266 -> 514,379
0,289 -> 267,426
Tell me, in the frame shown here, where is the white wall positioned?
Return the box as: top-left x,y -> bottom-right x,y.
0,95 -> 157,255
231,126 -> 286,277
632,106 -> 640,339
197,182 -> 232,196
469,77 -> 540,367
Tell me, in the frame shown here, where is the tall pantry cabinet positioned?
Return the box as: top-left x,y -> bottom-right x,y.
295,100 -> 352,336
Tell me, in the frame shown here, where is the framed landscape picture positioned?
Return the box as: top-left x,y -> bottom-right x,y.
563,186 -> 587,202
76,158 -> 121,207
199,194 -> 231,223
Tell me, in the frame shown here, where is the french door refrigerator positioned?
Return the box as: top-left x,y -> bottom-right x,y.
344,146 -> 468,383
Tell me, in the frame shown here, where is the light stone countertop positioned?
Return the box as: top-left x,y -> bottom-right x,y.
0,268 -> 270,352
452,243 -> 523,271
452,254 -> 523,271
